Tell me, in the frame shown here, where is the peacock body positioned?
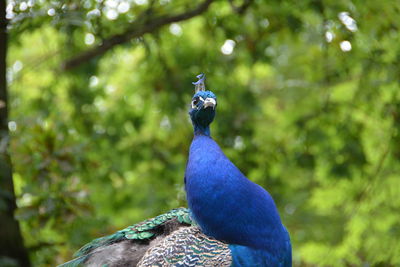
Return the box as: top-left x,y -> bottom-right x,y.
185,74 -> 291,266
60,74 -> 291,267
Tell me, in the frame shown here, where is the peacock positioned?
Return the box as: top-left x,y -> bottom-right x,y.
59,74 -> 291,267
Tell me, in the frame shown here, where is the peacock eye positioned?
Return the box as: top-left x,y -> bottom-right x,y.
191,99 -> 198,109
191,97 -> 204,109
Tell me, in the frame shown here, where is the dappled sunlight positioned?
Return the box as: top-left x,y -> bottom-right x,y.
221,39 -> 236,55
340,40 -> 352,52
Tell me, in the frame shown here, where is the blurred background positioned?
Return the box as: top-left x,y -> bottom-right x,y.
1,0 -> 400,266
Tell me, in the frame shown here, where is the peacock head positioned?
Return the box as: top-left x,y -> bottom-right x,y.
189,74 -> 217,136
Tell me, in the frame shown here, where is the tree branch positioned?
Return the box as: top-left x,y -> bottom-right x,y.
61,0 -> 214,71
228,0 -> 254,14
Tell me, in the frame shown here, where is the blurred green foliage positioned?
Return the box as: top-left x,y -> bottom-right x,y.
5,0 -> 400,266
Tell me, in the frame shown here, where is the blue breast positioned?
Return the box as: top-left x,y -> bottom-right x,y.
185,135 -> 291,266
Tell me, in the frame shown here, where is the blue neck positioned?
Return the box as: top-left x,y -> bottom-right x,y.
193,124 -> 210,136
185,136 -> 292,266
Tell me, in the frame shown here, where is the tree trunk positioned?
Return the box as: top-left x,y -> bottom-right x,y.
0,1 -> 30,266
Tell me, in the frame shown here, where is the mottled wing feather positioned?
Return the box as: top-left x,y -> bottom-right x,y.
138,227 -> 232,267
74,208 -> 192,257
59,208 -> 192,267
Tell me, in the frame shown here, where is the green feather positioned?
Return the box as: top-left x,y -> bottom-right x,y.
71,208 -> 192,259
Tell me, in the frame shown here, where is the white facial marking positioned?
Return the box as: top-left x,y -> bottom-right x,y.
203,98 -> 217,109
204,98 -> 216,106
192,96 -> 205,109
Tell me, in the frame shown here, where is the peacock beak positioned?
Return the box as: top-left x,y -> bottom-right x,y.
203,98 -> 216,109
